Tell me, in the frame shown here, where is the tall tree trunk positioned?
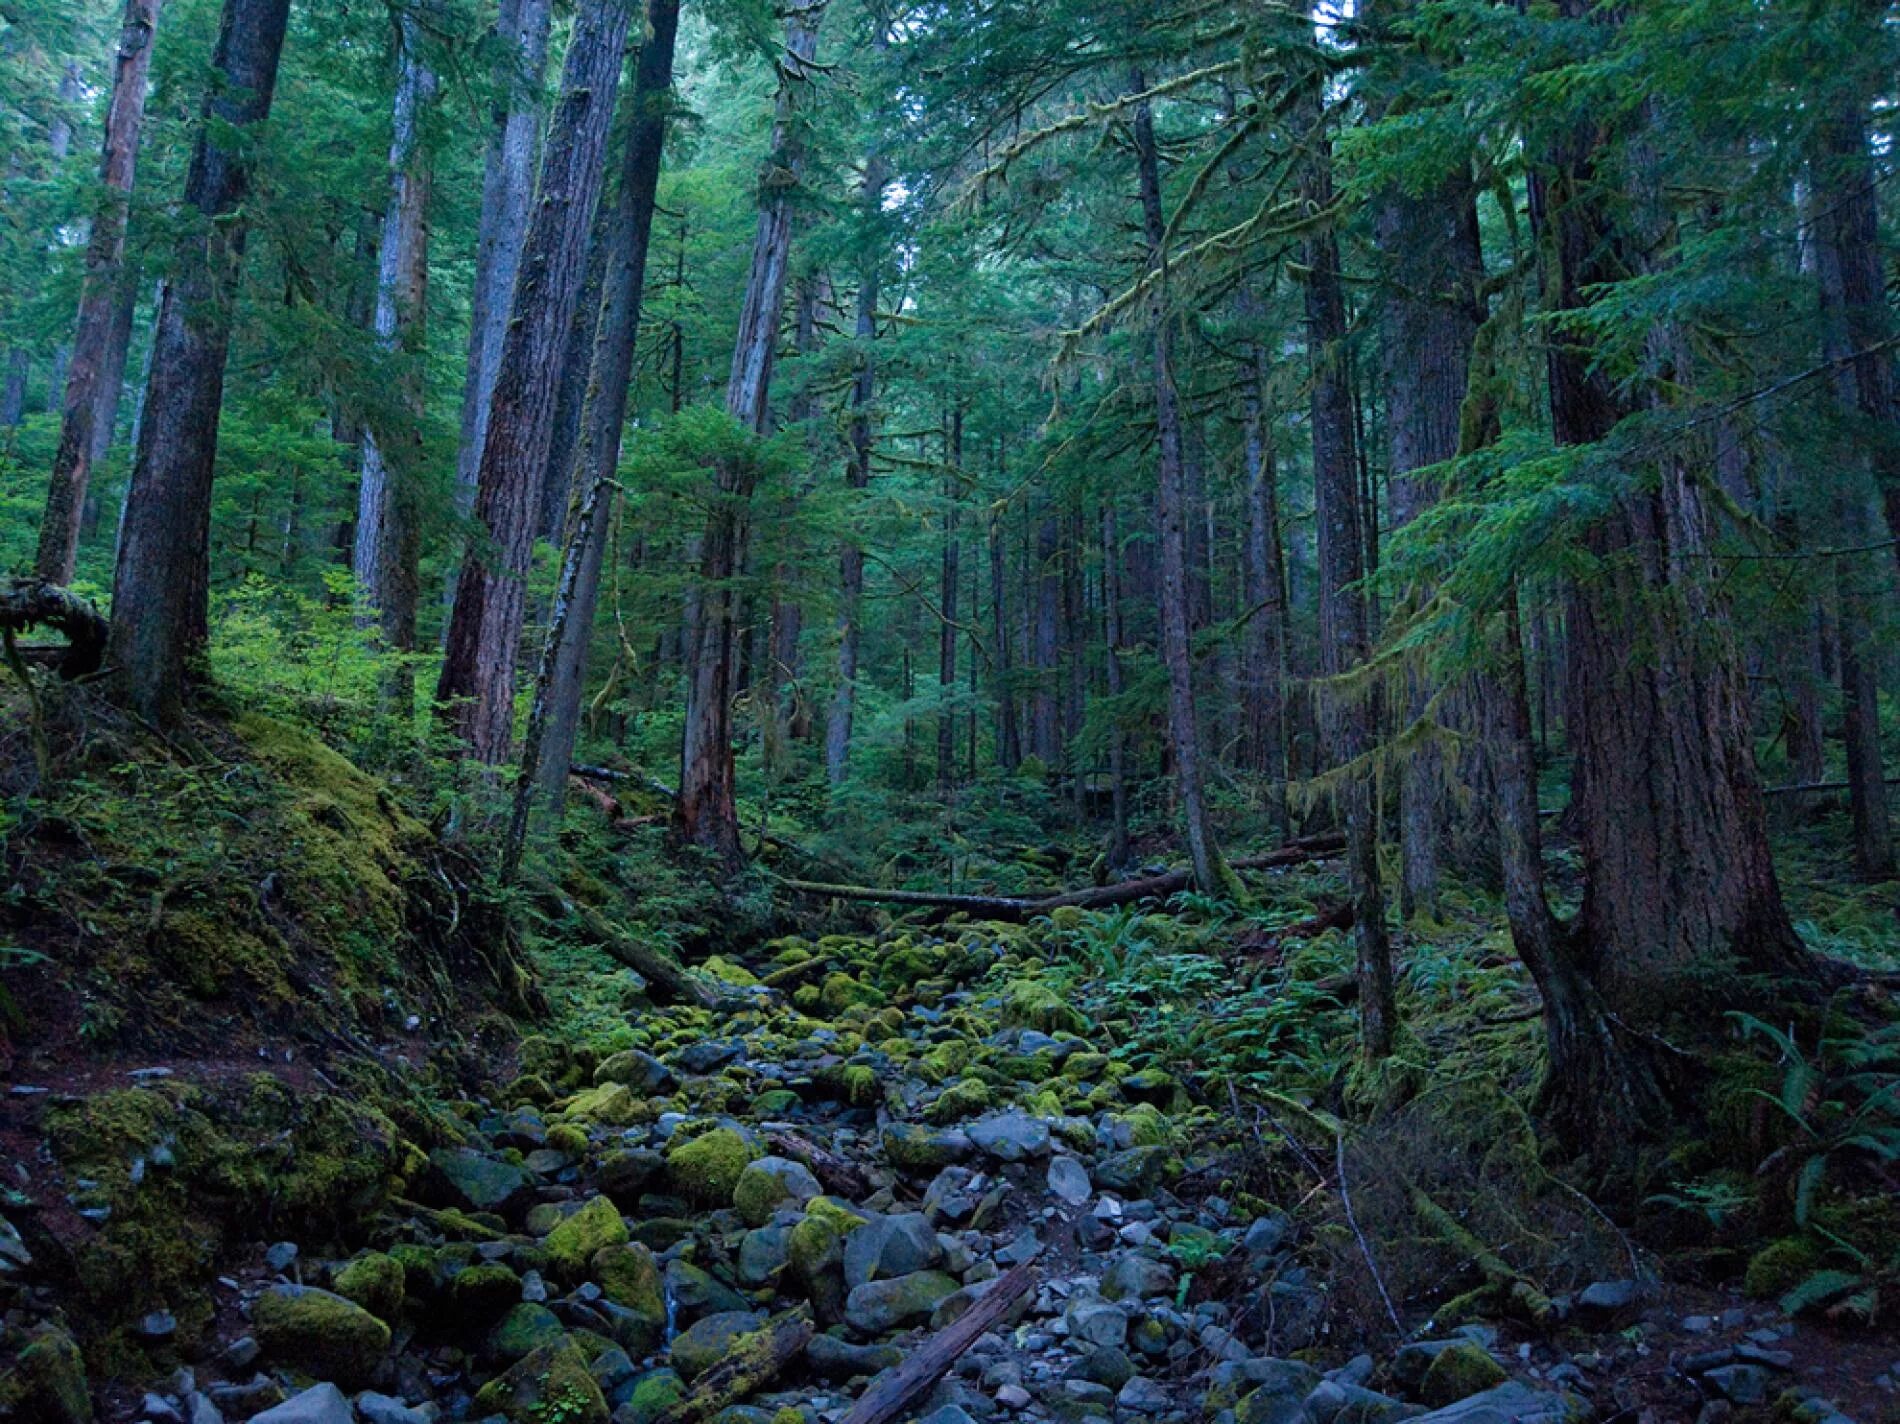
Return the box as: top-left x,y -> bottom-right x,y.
90,270 -> 140,470
1133,76 -> 1229,895
522,0 -> 681,834
989,496 -> 1021,770
451,0 -> 554,539
436,0 -> 632,763
1030,511 -> 1062,768
937,406 -> 963,801
1534,6 -> 1805,1058
769,270 -> 822,742
538,195 -> 616,542
37,0 -> 163,585
1371,103 -> 1484,920
1238,315 -> 1289,822
676,0 -> 824,860
824,110 -> 889,788
1102,505 -> 1130,868
1299,93 -> 1395,1060
352,14 -> 437,713
106,0 -> 291,725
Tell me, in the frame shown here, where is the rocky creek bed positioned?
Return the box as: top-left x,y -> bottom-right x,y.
2,919 -> 1893,1424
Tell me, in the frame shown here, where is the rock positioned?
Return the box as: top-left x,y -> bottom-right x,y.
995,1385 -> 1032,1410
966,1112 -> 1051,1162
1703,1365 -> 1770,1406
806,1334 -> 904,1380
252,1285 -> 391,1389
1071,1346 -> 1136,1390
449,1262 -> 523,1322
929,1276 -> 1030,1332
845,1270 -> 961,1334
1573,1280 -> 1642,1321
206,1379 -> 281,1417
247,1385 -> 354,1424
1101,1253 -> 1176,1302
141,1393 -> 182,1424
487,1303 -> 567,1363
1047,1156 -> 1092,1205
545,1196 -> 629,1280
1093,1146 -> 1168,1195
595,1149 -> 665,1207
430,1149 -> 532,1215
1119,1377 -> 1173,1413
593,1244 -> 666,1356
355,1393 -> 433,1424
1066,1299 -> 1128,1350
882,1124 -> 972,1174
221,1338 -> 260,1372
5,1327 -> 92,1424
473,1339 -> 609,1424
333,1252 -> 405,1323
1404,1384 -> 1580,1424
918,1408 -> 978,1424
265,1241 -> 300,1273
664,1259 -> 750,1323
1419,1344 -> 1507,1408
670,1311 -> 766,1381
844,1212 -> 944,1288
666,1128 -> 754,1204
1243,1212 -> 1291,1258
137,1311 -> 177,1341
739,1225 -> 793,1286
733,1156 -> 822,1227
1061,1380 -> 1116,1408
1303,1382 -> 1424,1424
674,1040 -> 743,1075
612,1369 -> 686,1424
594,1049 -> 674,1093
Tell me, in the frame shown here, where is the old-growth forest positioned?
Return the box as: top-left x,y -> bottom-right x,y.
2,2 -> 1899,1422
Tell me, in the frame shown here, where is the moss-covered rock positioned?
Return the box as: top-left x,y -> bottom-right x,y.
1419,1343 -> 1507,1407
561,1083 -> 644,1128
733,1156 -> 823,1227
0,1326 -> 91,1424
880,1123 -> 969,1173
1001,978 -> 1085,1035
488,1303 -> 567,1364
449,1263 -> 523,1322
593,1244 -> 666,1355
1743,1236 -> 1822,1299
251,1285 -> 391,1388
926,1077 -> 993,1125
471,1338 -> 608,1424
669,1310 -> 765,1381
332,1252 -> 405,1323
616,1370 -> 687,1424
545,1196 -> 629,1281
666,1128 -> 755,1205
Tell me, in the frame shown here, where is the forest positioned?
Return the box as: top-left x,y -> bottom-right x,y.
1,0 -> 1899,1422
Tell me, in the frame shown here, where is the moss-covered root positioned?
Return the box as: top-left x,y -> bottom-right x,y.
1408,1185 -> 1554,1326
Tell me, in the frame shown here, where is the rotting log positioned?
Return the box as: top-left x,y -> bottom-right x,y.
656,1305 -> 813,1424
1,580 -> 109,678
838,1264 -> 1037,1424
776,835 -> 1346,922
766,1130 -> 874,1199
536,881 -> 733,1011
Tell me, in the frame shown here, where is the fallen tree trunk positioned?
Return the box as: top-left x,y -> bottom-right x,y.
777,835 -> 1346,921
766,1130 -> 874,1200
536,881 -> 733,1011
839,1264 -> 1037,1424
2,580 -> 108,678
657,1305 -> 813,1424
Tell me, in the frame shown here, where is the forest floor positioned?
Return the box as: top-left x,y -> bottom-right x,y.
2,692 -> 1898,1424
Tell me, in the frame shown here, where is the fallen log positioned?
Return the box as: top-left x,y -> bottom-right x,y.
1,580 -> 108,679
766,1130 -> 874,1200
657,1305 -> 813,1424
777,834 -> 1346,922
839,1264 -> 1037,1424
536,882 -> 732,1011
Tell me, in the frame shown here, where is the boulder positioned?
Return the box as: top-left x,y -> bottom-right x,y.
472,1339 -> 609,1424
429,1149 -> 532,1215
732,1156 -> 822,1227
1419,1345 -> 1507,1408
669,1311 -> 766,1381
881,1124 -> 972,1174
2,1326 -> 91,1424
544,1196 -> 628,1281
806,1334 -> 903,1380
1093,1145 -> 1168,1195
1101,1253 -> 1176,1302
1406,1384 -> 1583,1424
248,1385 -> 353,1424
1047,1157 -> 1092,1205
843,1212 -> 943,1288
251,1286 -> 391,1389
332,1252 -> 405,1323
845,1270 -> 960,1335
966,1112 -> 1051,1162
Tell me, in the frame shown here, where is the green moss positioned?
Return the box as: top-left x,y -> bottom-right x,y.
1114,1103 -> 1171,1147
450,1263 -> 524,1321
2,1326 -> 91,1424
1420,1343 -> 1507,1407
472,1338 -> 609,1424
617,1371 -> 686,1424
545,1197 -> 629,1282
332,1252 -> 405,1323
252,1285 -> 391,1388
666,1128 -> 755,1205
560,1083 -> 644,1128
820,973 -> 886,1014
1001,978 -> 1086,1034
489,1304 -> 567,1363
701,956 -> 760,987
1743,1236 -> 1822,1299
927,1077 -> 992,1124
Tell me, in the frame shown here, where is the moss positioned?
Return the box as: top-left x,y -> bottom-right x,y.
701,956 -> 760,987
1063,1052 -> 1111,1081
840,1065 -> 879,1105
332,1252 -> 405,1323
545,1197 -> 629,1282
927,1077 -> 993,1124
1743,1236 -> 1822,1299
251,1285 -> 391,1388
772,1410 -> 805,1424
666,1128 -> 756,1205
617,1371 -> 686,1424
1420,1343 -> 1507,1407
820,973 -> 887,1014
450,1263 -> 524,1321
472,1338 -> 609,1424
1001,978 -> 1086,1034
2,1326 -> 91,1424
1114,1103 -> 1172,1147
545,1123 -> 590,1157
489,1303 -> 567,1363
560,1083 -> 644,1128
751,1089 -> 800,1115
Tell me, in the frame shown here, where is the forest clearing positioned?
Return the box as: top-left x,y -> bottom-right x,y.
1,2 -> 1898,1424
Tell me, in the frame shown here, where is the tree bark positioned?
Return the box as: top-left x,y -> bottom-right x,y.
1299,92 -> 1395,1059
989,494 -> 1021,770
1132,76 -> 1229,895
451,0 -> 554,535
517,0 -> 681,841
1238,307 -> 1289,819
824,85 -> 887,789
352,14 -> 437,713
436,0 -> 632,763
37,0 -> 163,586
106,0 -> 291,725
937,406 -> 963,801
1102,505 -> 1130,868
676,1 -> 825,860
